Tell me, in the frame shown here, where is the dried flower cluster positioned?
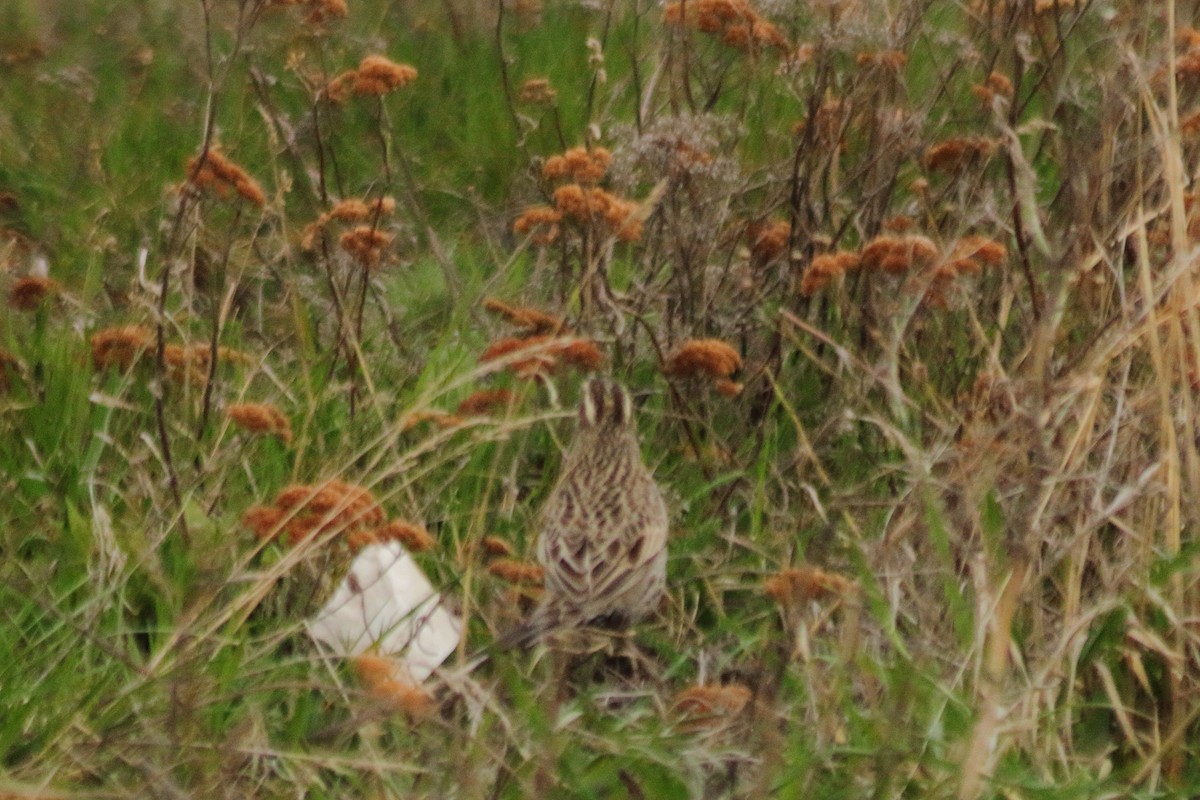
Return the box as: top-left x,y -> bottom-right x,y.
482,297 -> 564,335
924,236 -> 1008,306
799,250 -> 861,295
672,683 -> 753,731
480,335 -> 605,379
518,77 -> 556,105
943,235 -> 1007,274
553,184 -> 644,242
164,343 -> 251,384
663,0 -> 789,52
860,234 -> 940,274
764,565 -> 856,607
514,146 -> 644,243
242,479 -> 434,553
327,55 -> 418,102
186,149 -> 266,207
664,339 -> 742,395
227,402 -> 293,443
338,226 -> 393,268
269,0 -> 348,24
351,520 -> 436,553
481,535 -> 515,557
511,206 -> 562,245
456,388 -> 516,416
855,50 -> 907,72
302,196 -> 396,267
971,71 -> 1015,107
486,557 -> 545,585
485,550 -> 544,616
923,136 -> 998,173
400,408 -> 468,431
797,233 -> 1004,305
90,327 -> 252,381
1181,110 -> 1200,138
353,654 -> 434,719
0,347 -> 21,393
748,219 -> 790,264
91,325 -> 153,371
9,275 -> 60,310
328,196 -> 397,223
543,146 -> 612,185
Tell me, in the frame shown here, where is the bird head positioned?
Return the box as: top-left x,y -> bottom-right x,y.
577,376 -> 633,431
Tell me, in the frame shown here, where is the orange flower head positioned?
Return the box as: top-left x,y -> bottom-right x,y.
953,235 -> 1006,266
482,535 -> 515,557
557,338 -> 606,371
480,335 -> 604,377
543,146 -> 611,184
242,505 -> 285,540
9,276 -> 60,310
764,566 -> 856,606
482,297 -> 564,335
91,325 -> 153,371
519,77 -> 557,104
325,69 -> 358,103
673,684 -> 752,730
186,149 -> 265,207
799,251 -> 856,295
339,225 -> 392,268
972,71 -> 1014,106
1182,110 -> 1200,138
861,234 -> 939,274
353,654 -> 435,719
228,402 -> 292,443
715,378 -> 744,397
856,50 -> 907,71
923,136 -> 998,173
0,347 -> 20,393
751,20 -> 789,50
551,183 -> 589,219
400,409 -> 464,431
748,219 -> 791,264
487,558 -> 545,585
664,339 -> 742,380
373,520 -> 436,552
480,336 -> 559,377
352,55 -> 417,96
266,479 -> 386,546
305,0 -> 348,23
329,196 -> 396,222
457,388 -> 517,416
722,24 -> 751,49
512,205 -> 562,245
666,0 -> 787,52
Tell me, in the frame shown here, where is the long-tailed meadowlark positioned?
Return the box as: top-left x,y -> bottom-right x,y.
499,377 -> 668,648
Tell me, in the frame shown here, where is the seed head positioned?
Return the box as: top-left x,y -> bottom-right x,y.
9,276 -> 60,311
664,339 -> 742,380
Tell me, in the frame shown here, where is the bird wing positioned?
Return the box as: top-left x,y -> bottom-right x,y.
537,473 -> 668,616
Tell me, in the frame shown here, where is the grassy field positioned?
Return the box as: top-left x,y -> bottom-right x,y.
3,0 -> 1200,796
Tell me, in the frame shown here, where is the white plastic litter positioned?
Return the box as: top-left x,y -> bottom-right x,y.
306,541 -> 462,683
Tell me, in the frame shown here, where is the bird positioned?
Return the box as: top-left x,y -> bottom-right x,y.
498,376 -> 668,649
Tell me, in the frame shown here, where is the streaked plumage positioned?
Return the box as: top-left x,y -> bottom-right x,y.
499,377 -> 668,648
